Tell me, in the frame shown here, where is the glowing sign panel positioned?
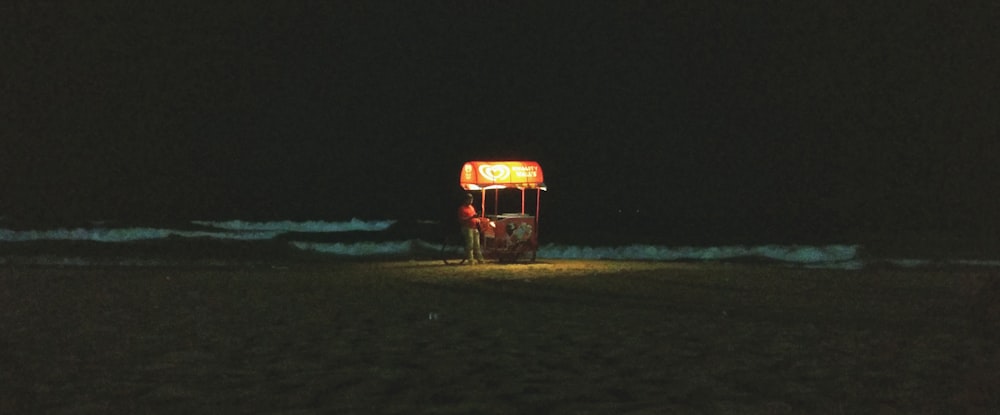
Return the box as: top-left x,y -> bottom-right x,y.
478,164 -> 511,181
460,161 -> 545,190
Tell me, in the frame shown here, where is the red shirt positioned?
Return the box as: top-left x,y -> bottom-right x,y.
458,204 -> 479,228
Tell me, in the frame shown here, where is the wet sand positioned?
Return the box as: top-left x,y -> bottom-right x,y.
2,260 -> 997,414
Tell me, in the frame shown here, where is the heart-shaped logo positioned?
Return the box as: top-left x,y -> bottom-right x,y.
478,164 -> 511,181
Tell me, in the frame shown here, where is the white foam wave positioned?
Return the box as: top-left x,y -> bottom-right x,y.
192,218 -> 395,233
3,219 -> 997,270
0,227 -> 280,242
538,243 -> 860,266
285,240 -> 863,268
0,218 -> 395,242
954,259 -> 1000,267
886,258 -> 934,268
884,258 -> 1000,268
291,240 -> 416,256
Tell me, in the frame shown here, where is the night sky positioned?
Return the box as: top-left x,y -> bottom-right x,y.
3,2 -> 998,242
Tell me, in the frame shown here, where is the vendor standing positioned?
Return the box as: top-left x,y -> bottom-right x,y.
458,193 -> 485,264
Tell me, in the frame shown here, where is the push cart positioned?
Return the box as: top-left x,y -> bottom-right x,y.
444,160 -> 547,263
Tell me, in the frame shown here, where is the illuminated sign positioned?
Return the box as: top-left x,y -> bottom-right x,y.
478,164 -> 511,181
510,164 -> 539,179
460,161 -> 546,190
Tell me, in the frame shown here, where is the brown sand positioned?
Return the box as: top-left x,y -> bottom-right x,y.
1,260 -> 997,414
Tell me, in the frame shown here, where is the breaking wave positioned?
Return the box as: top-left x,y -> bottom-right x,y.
1,218 -> 997,269
191,219 -> 395,233
0,219 -> 395,242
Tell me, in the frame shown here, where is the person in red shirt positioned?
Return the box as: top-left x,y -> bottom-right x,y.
458,193 -> 485,264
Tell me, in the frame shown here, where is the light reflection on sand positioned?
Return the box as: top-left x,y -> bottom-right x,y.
369,259 -> 702,281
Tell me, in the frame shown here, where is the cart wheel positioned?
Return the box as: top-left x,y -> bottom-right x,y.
498,242 -> 534,263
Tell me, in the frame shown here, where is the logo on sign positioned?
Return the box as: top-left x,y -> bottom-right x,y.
478,164 -> 511,181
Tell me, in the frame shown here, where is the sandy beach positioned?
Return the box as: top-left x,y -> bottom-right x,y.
2,260 -> 997,414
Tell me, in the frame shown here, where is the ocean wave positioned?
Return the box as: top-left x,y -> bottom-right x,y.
191,218 -> 396,233
0,218 -> 395,242
537,243 -> 861,266
0,227 -> 281,242
882,258 -> 1000,268
285,240 -> 863,269
290,240 -> 419,256
283,240 -> 1000,270
2,220 -> 998,270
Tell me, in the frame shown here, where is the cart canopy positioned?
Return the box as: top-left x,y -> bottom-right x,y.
460,161 -> 546,191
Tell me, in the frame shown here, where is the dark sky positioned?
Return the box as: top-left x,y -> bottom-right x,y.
3,2 -> 998,241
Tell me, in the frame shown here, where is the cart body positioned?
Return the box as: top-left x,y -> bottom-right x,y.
460,161 -> 547,262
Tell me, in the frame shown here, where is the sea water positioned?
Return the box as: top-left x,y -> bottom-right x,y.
0,218 -> 994,269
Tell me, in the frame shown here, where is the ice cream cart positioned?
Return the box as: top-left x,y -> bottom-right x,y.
459,160 -> 547,262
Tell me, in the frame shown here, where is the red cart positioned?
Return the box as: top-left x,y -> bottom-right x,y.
459,160 -> 547,262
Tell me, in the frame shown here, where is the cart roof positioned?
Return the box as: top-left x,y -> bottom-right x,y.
460,161 -> 546,190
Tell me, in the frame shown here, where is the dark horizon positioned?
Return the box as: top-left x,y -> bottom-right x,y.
3,2 -> 998,242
